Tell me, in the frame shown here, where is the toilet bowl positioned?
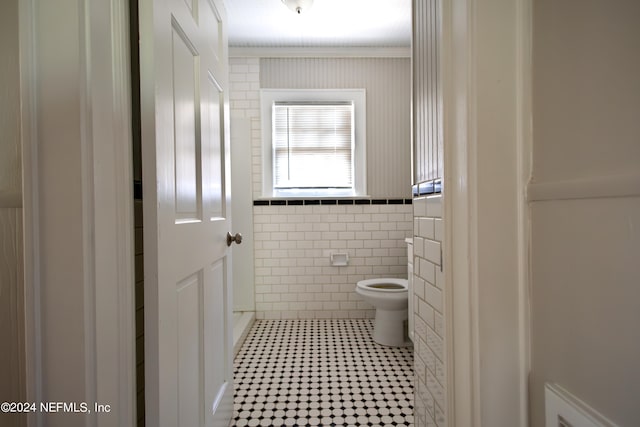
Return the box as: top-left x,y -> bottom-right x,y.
355,278 -> 409,347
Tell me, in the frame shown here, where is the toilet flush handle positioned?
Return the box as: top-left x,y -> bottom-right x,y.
226,232 -> 243,246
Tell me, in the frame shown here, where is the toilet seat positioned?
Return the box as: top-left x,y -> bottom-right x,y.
356,278 -> 408,293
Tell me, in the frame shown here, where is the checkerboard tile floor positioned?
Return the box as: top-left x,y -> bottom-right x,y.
232,319 -> 414,426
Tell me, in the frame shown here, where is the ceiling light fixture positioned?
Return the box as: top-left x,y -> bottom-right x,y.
281,0 -> 313,15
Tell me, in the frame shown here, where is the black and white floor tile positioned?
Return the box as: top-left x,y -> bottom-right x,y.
232,319 -> 414,427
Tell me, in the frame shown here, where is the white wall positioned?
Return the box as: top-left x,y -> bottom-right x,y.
0,1 -> 26,426
230,117 -> 256,312
0,0 -> 21,197
530,1 -> 640,425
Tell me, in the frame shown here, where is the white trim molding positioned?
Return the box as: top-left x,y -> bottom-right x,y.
442,0 -> 481,423
19,0 -> 43,424
515,0 -> 533,426
230,46 -> 411,58
527,172 -> 640,202
89,0 -> 137,425
19,0 -> 136,425
260,89 -> 367,199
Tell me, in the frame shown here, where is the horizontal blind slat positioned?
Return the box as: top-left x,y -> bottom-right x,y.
273,102 -> 354,189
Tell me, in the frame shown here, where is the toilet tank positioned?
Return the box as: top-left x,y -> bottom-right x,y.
406,237 -> 414,342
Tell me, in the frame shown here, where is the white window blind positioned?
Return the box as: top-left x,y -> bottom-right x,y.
272,102 -> 354,189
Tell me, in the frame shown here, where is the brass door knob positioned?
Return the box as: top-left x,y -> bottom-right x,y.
226,232 -> 243,246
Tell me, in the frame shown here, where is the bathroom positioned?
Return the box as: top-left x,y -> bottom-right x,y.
227,57 -> 423,421
225,1 -> 445,425
4,0 -> 640,426
229,57 -> 414,325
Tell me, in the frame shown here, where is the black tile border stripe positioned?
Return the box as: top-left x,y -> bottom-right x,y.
253,198 -> 413,206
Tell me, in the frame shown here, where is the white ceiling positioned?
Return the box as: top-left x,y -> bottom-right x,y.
226,0 -> 412,48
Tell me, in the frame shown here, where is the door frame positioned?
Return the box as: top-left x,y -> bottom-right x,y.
18,0 -> 532,425
20,0 -> 136,425
441,0 -> 532,425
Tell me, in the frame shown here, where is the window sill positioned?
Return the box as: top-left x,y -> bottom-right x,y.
267,189 -> 368,199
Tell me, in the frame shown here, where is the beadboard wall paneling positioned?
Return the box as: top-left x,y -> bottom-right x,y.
260,58 -> 411,199
413,0 -> 442,184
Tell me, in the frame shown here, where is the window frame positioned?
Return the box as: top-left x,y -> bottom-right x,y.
260,89 -> 367,198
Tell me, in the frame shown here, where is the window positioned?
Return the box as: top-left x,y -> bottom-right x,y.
273,102 -> 353,190
261,89 -> 366,198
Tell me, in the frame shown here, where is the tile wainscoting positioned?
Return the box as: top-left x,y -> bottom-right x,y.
412,193 -> 446,427
252,202 -> 413,320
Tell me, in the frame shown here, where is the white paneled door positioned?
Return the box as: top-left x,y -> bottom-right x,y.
140,0 -> 233,425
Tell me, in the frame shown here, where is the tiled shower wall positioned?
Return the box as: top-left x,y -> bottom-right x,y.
412,194 -> 445,426
230,56 -> 413,320
229,57 -> 261,196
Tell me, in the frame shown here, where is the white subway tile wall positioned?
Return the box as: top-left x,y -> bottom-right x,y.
413,194 -> 446,427
229,57 -> 262,199
253,203 -> 413,319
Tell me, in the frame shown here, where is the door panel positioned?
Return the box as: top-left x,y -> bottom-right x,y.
171,23 -> 201,220
141,0 -> 232,425
177,272 -> 203,426
202,0 -> 222,70
205,74 -> 224,219
204,260 -> 228,423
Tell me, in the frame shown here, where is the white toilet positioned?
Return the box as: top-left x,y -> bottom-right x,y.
355,278 -> 409,347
